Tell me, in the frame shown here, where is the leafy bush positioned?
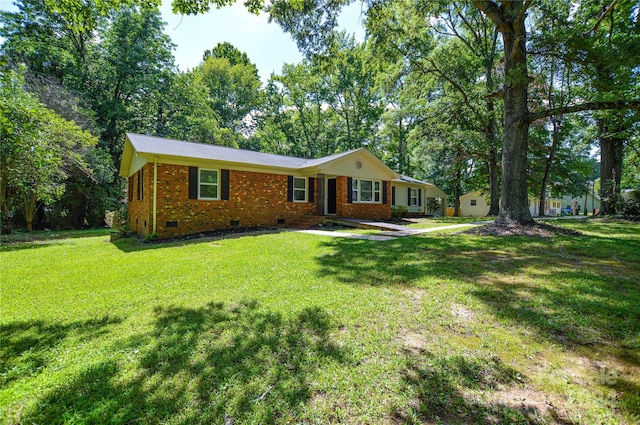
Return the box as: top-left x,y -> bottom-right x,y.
391,205 -> 408,218
618,190 -> 640,217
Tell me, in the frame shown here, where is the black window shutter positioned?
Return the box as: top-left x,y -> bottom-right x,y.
418,189 -> 422,206
407,188 -> 411,204
382,181 -> 388,204
347,177 -> 353,203
221,169 -> 230,200
287,176 -> 293,202
308,177 -> 315,203
188,166 -> 198,199
391,186 -> 395,205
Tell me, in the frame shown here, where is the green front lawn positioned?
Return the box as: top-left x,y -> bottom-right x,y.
1,221 -> 639,424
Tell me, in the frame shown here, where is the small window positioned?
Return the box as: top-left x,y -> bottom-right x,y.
410,188 -> 419,206
199,169 -> 219,200
293,177 -> 307,202
470,199 -> 477,206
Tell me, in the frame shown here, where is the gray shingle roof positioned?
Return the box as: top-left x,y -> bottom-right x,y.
127,133 -> 312,169
123,133 -> 401,180
395,175 -> 433,185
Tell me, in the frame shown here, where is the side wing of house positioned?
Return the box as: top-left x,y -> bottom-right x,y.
391,177 -> 447,216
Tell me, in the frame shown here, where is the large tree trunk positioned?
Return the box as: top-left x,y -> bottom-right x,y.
474,0 -> 534,225
487,146 -> 500,216
485,57 -> 500,216
497,15 -> 533,224
598,115 -> 624,215
454,167 -> 462,217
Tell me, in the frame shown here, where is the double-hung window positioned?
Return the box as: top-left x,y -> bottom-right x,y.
293,177 -> 307,202
352,179 -> 382,203
199,169 -> 219,200
410,188 -> 419,206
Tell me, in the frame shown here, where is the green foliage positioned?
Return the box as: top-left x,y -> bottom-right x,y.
618,190 -> 640,217
254,33 -> 383,158
391,205 -> 408,218
0,67 -> 98,231
194,54 -> 261,136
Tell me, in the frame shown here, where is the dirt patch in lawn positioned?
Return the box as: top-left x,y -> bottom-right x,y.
483,385 -> 571,423
462,222 -> 582,238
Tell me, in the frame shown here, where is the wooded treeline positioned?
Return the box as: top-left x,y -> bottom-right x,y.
1,0 -> 639,232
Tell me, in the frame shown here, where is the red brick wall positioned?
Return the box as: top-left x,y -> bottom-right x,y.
127,164 -> 392,238
132,164 -> 316,237
127,166 -> 152,236
335,176 -> 392,220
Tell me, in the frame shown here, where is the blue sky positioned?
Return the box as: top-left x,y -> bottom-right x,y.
160,1 -> 366,82
0,0 -> 366,83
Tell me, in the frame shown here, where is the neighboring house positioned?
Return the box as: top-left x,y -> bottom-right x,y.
391,175 -> 447,216
119,134 -> 446,237
561,193 -> 601,215
459,192 -> 491,216
528,198 -> 562,217
459,191 -> 561,217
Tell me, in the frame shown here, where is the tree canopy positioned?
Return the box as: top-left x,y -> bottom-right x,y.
1,0 -> 639,232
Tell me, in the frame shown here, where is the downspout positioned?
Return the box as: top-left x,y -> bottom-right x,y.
153,160 -> 158,234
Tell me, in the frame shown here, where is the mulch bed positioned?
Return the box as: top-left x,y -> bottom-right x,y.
462,222 -> 582,237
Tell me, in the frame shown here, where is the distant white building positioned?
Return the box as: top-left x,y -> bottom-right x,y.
459,192 -> 492,216
561,193 -> 601,215
458,191 -> 561,217
528,198 -> 561,217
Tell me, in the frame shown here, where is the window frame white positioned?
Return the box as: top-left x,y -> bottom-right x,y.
198,168 -> 220,200
410,188 -> 419,206
352,178 -> 382,204
293,177 -> 307,202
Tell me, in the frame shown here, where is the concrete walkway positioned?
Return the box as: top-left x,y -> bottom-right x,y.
294,223 -> 480,241
296,229 -> 399,241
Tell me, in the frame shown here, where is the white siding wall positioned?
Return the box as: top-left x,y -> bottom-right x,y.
392,185 -> 423,213
459,195 -> 490,216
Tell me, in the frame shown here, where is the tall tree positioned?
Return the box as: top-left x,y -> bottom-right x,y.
0,68 -> 97,232
265,0 -> 640,224
194,50 -> 262,137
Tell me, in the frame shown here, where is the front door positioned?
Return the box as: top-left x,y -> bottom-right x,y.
327,178 -> 337,214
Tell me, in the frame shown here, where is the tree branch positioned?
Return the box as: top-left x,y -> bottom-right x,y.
471,0 -> 504,27
529,100 -> 640,123
515,0 -> 533,27
582,0 -> 620,37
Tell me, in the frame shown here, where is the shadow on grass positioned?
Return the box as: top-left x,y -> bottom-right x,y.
13,301 -> 347,424
393,351 -> 542,425
315,224 -> 640,420
315,230 -> 639,353
110,228 -> 285,253
0,229 -> 111,250
0,316 -> 122,387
